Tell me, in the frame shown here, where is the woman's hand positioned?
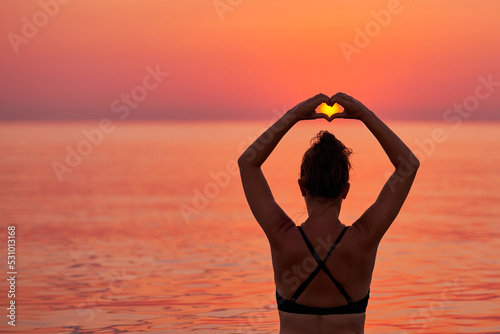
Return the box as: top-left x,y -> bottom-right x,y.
285,93 -> 331,123
329,92 -> 373,121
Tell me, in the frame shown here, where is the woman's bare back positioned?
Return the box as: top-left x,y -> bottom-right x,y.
271,223 -> 376,333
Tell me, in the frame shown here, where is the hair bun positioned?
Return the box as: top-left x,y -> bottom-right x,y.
315,131 -> 342,150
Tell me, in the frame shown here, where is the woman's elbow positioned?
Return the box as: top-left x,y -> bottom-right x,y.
238,155 -> 251,169
404,152 -> 420,174
409,153 -> 420,170
237,156 -> 245,168
238,151 -> 257,168
395,152 -> 420,174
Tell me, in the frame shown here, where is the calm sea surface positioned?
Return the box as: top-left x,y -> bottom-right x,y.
0,121 -> 499,334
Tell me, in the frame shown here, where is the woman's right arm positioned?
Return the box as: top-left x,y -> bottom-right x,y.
330,93 -> 420,245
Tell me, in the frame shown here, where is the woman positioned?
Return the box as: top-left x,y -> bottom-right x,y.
238,93 -> 420,333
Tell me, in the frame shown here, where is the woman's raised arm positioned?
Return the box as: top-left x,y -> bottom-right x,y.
330,93 -> 420,245
238,94 -> 330,243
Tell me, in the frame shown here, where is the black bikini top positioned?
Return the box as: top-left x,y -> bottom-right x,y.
276,226 -> 370,315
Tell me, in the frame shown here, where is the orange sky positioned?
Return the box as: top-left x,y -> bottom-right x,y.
1,0 -> 499,120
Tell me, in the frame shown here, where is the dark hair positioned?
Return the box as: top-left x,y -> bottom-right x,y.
300,130 -> 352,198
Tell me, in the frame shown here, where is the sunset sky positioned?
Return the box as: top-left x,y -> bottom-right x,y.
1,0 -> 499,120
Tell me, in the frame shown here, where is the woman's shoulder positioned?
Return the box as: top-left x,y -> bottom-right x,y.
269,224 -> 301,252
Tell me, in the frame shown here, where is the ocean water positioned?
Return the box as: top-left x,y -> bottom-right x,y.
0,120 -> 499,334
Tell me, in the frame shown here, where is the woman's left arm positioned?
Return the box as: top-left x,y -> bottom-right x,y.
238,94 -> 330,244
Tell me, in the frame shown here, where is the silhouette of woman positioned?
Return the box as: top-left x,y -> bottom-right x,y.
238,93 -> 419,333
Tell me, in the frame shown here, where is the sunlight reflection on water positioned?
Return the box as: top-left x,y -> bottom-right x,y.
0,121 -> 499,333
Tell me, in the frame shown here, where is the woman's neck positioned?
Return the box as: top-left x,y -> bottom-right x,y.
304,196 -> 343,226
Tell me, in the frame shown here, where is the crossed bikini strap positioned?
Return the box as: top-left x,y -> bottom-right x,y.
291,226 -> 353,304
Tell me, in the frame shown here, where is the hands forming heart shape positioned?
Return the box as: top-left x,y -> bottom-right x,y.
290,92 -> 364,122
317,102 -> 344,118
